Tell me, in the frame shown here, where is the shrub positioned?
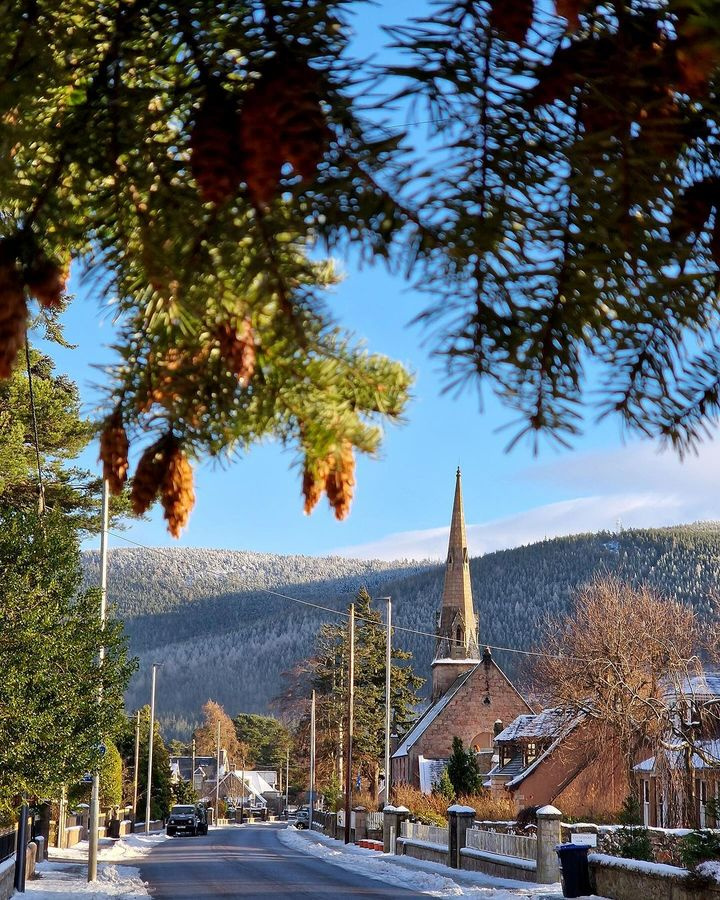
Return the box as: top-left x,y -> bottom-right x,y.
516,806 -> 539,828
433,769 -> 455,803
617,794 -> 643,826
617,826 -> 654,862
679,831 -> 720,868
447,737 -> 482,795
392,783 -> 515,825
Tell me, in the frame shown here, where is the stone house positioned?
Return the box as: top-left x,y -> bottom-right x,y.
391,469 -> 533,791
487,708 -> 628,818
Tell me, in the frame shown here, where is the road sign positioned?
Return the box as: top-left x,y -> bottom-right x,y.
98,742 -> 107,757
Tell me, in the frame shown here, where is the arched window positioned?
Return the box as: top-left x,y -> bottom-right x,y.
455,626 -> 463,645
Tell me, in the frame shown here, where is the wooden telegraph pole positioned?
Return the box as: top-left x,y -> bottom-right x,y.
343,603 -> 355,845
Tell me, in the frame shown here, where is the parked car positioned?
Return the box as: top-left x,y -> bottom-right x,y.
166,804 -> 206,836
195,804 -> 209,834
294,807 -> 310,829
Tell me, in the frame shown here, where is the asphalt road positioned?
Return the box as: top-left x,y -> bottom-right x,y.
138,823 -> 430,899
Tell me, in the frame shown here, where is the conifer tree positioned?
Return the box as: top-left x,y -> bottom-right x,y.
446,737 -> 482,797
292,587 -> 424,800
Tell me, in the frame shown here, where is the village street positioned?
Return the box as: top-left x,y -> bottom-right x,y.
23,825 -> 590,899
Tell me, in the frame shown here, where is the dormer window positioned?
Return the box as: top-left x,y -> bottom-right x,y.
525,742 -> 538,765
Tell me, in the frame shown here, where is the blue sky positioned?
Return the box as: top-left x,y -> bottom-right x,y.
42,1 -> 720,561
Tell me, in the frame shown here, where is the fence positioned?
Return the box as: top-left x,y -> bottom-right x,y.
400,820 -> 448,848
465,827 -> 537,861
0,830 -> 14,865
367,812 -> 383,832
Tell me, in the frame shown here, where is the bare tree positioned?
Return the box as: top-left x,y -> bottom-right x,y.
193,700 -> 242,767
536,576 -> 720,825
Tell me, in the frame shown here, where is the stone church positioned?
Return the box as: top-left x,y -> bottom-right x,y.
391,469 -> 532,791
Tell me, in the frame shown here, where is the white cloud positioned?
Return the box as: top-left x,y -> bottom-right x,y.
335,440 -> 720,561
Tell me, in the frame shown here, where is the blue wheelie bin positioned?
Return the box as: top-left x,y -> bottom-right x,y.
555,843 -> 591,898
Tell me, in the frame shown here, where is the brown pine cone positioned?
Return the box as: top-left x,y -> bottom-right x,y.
325,440 -> 355,521
190,86 -> 243,203
489,0 -> 534,43
24,254 -> 68,309
302,454 -> 331,515
161,442 -> 195,538
130,437 -> 169,515
0,253 -> 27,379
275,66 -> 328,180
216,319 -> 256,385
237,75 -> 286,208
99,412 -> 129,495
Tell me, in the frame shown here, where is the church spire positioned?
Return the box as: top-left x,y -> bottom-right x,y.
431,468 -> 480,700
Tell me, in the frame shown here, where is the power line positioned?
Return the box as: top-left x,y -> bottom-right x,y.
106,528 -> 576,662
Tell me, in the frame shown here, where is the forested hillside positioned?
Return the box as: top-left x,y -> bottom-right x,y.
86,525 -> 720,741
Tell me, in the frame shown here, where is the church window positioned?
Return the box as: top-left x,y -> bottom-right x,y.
455,626 -> 463,645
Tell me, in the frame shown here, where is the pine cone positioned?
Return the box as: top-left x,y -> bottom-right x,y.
99,412 -> 129,495
238,58 -> 328,207
24,254 -> 68,309
275,66 -> 328,180
489,0 -> 534,43
302,455 -> 331,515
190,86 -> 243,203
237,75 -> 286,208
161,442 -> 195,538
130,437 -> 169,515
325,440 -> 355,521
216,319 -> 256,385
0,250 -> 27,380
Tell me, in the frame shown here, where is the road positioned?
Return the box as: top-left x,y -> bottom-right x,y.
138,823 -> 430,899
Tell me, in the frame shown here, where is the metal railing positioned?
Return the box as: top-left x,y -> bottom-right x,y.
400,820 -> 448,847
466,828 -> 537,861
0,828 -> 15,864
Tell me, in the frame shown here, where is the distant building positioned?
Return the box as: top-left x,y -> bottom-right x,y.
391,469 -> 533,790
170,752 -> 228,794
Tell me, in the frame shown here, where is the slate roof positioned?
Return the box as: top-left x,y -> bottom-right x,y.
494,707 -> 580,744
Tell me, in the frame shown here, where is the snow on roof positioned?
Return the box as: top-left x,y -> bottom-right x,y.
635,739 -> 720,773
503,712 -> 585,789
392,667 -> 476,758
675,673 -> 720,698
494,707 -> 579,743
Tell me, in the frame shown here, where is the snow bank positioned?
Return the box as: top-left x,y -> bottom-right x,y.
697,860 -> 720,882
49,831 -> 170,863
23,860 -> 150,898
280,824 -> 577,897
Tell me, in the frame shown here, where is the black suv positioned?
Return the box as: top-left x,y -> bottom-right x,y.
166,804 -> 207,836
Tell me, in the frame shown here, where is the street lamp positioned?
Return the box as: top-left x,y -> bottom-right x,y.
145,663 -> 162,834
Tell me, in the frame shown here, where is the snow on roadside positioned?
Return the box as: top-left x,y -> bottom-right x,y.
50,831 -> 169,863
23,861 -> 149,899
278,826 -> 575,898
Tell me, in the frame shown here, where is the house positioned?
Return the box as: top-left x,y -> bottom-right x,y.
391,469 -> 533,791
218,770 -> 274,807
634,672 -> 720,828
487,708 -> 628,818
170,752 -> 228,793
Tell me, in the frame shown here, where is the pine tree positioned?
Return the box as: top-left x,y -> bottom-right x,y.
289,588 -> 424,801
0,506 -> 135,804
447,737 -> 482,797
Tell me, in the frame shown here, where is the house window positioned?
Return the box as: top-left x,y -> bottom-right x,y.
499,746 -> 509,768
525,742 -> 538,765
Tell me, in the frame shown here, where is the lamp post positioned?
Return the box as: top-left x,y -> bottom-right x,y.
132,709 -> 141,823
145,663 -> 161,834
379,596 -> 393,805
309,689 -> 316,833
88,479 -> 109,882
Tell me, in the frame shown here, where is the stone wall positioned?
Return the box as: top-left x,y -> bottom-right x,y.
562,823 -> 714,867
589,853 -> 720,900
0,856 -> 13,900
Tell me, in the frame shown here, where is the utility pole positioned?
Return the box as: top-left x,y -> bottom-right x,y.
132,710 -> 141,823
309,689 -> 316,833
382,596 -> 392,805
240,752 -> 245,825
285,748 -> 289,813
145,663 -> 160,834
88,479 -> 109,882
215,720 -> 221,825
343,603 -> 355,845
191,737 -> 196,794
